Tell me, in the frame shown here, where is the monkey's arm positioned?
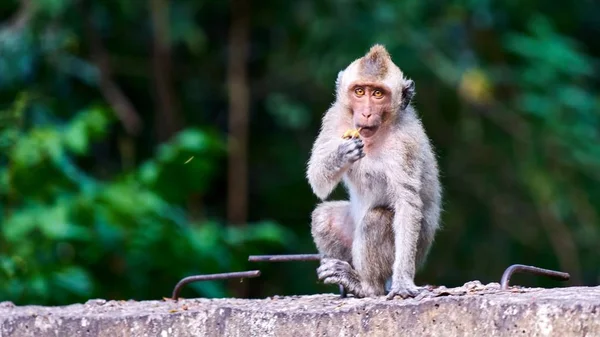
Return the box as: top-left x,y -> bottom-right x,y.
387,142 -> 425,299
306,121 -> 364,200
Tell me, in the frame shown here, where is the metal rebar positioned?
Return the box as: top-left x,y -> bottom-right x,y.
248,254 -> 322,262
171,270 -> 261,300
248,254 -> 348,297
500,264 -> 570,290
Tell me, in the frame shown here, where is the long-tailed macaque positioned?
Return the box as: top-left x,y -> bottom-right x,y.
306,44 -> 442,299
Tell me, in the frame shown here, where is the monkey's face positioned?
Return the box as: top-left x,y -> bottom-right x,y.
348,82 -> 392,138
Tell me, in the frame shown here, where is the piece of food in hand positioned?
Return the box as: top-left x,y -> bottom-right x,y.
342,128 -> 362,139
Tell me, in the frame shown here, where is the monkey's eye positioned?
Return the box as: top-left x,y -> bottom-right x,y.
373,90 -> 383,98
354,87 -> 365,96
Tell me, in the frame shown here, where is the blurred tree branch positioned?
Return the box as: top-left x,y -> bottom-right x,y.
150,0 -> 182,142
537,204 -> 581,284
0,0 -> 33,32
77,0 -> 142,136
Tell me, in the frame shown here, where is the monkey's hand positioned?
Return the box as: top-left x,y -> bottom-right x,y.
317,258 -> 365,297
386,279 -> 424,300
336,138 -> 365,166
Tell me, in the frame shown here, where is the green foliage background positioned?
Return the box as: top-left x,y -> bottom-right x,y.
1,0 -> 599,305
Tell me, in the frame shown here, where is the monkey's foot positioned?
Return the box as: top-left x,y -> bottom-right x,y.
342,128 -> 362,140
386,281 -> 426,300
317,258 -> 364,297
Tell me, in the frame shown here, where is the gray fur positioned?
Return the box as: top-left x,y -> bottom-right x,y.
401,79 -> 415,111
306,45 -> 442,299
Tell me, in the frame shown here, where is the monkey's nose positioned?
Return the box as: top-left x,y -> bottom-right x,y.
362,112 -> 372,118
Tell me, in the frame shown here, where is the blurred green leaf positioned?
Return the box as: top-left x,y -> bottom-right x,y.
226,220 -> 294,246
52,266 -> 94,297
37,0 -> 71,17
266,93 -> 312,129
3,208 -> 39,242
63,120 -> 88,155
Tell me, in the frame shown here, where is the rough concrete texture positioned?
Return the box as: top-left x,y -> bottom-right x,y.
1,281 -> 599,337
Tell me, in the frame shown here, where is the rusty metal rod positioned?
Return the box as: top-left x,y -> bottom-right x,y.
248,254 -> 321,262
171,270 -> 261,300
500,264 -> 570,290
249,254 -> 348,298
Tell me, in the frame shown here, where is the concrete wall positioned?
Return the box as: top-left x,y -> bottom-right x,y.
1,282 -> 599,337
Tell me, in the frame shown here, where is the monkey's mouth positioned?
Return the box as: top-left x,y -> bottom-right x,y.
358,126 -> 379,138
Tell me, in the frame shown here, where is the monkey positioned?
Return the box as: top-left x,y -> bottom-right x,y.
306,44 -> 442,299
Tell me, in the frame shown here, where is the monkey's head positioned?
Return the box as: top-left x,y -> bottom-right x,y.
335,44 -> 415,139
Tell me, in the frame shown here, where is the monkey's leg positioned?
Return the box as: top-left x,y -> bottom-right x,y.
351,207 -> 395,297
311,201 -> 365,296
415,215 -> 436,270
310,201 -> 355,262
386,200 -> 427,300
313,204 -> 396,298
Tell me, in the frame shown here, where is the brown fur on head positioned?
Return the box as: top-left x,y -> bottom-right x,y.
359,45 -> 390,81
335,44 -> 415,138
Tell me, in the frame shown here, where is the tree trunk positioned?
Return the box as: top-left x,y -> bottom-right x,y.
227,0 -> 251,298
227,0 -> 250,226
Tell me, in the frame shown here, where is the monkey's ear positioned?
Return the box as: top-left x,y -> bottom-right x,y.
401,79 -> 415,110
